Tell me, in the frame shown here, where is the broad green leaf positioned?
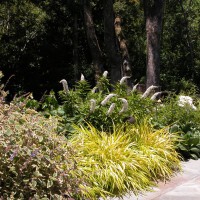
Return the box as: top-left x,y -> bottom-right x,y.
190,147 -> 200,154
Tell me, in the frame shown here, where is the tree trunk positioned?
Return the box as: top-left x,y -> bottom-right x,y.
103,0 -> 122,84
83,0 -> 104,81
73,12 -> 79,81
144,0 -> 165,88
115,16 -> 132,87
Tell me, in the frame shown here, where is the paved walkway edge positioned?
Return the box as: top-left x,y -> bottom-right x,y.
110,159 -> 200,200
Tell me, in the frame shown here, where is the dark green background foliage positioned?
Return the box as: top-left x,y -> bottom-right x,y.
0,0 -> 199,99
161,0 -> 200,91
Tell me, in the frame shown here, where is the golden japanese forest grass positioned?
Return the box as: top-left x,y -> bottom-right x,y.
70,122 -> 181,199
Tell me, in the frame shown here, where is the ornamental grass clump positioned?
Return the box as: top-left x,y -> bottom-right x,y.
70,123 -> 181,199
70,125 -> 154,199
128,120 -> 182,181
0,98 -> 85,199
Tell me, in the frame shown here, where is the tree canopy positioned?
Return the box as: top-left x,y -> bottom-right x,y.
0,0 -> 199,99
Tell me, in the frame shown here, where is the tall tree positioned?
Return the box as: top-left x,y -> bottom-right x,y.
144,0 -> 165,88
83,0 -> 104,81
104,0 -> 122,84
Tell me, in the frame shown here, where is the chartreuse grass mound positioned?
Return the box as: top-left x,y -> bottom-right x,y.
0,100 -> 85,199
128,120 -> 182,181
70,123 -> 181,199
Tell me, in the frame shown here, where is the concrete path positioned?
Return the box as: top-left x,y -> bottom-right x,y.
111,159 -> 200,200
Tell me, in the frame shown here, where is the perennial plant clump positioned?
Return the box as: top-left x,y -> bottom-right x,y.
128,120 -> 182,180
151,93 -> 200,159
70,123 -> 181,199
28,72 -> 200,160
0,95 -> 85,199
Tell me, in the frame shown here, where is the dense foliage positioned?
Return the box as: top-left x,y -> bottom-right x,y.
34,74 -> 200,160
0,72 -> 182,199
0,76 -> 85,199
0,0 -> 199,98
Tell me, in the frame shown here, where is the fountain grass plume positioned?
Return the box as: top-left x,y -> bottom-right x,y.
119,76 -> 131,85
107,103 -> 116,115
91,86 -> 98,93
150,91 -> 169,101
59,79 -> 69,93
103,71 -> 108,78
101,94 -> 117,106
90,99 -> 96,113
141,85 -> 159,98
150,91 -> 163,100
118,98 -> 128,114
80,73 -> 85,81
132,83 -> 139,93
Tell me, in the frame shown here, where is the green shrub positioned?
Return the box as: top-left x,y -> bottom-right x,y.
126,92 -> 154,121
170,124 -> 200,160
26,72 -> 200,160
70,123 -> 181,199
151,94 -> 200,159
0,98 -> 85,199
152,94 -> 199,126
41,77 -> 155,135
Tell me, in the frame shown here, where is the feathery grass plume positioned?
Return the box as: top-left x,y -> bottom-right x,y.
103,71 -> 108,78
91,86 -> 98,93
132,83 -> 139,93
178,95 -> 197,110
119,98 -> 128,114
80,73 -> 85,81
101,93 -> 117,106
150,91 -> 163,100
59,79 -> 69,93
90,99 -> 96,113
150,91 -> 168,101
141,85 -> 159,98
107,103 -> 116,115
119,76 -> 131,85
